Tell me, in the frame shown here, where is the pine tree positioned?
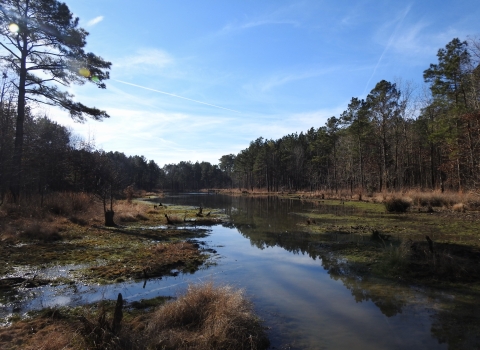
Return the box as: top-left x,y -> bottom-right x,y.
0,0 -> 111,199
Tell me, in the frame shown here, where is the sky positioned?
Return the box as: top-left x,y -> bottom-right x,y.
31,1 -> 480,166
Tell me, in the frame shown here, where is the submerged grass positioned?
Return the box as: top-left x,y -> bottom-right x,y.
293,195 -> 480,288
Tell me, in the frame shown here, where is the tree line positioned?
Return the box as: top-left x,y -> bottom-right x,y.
217,37 -> 480,193
1,1 -> 479,199
0,91 -> 164,204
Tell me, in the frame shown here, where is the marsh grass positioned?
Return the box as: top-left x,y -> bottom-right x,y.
79,294 -> 128,350
381,241 -> 411,271
0,284 -> 268,350
19,221 -> 63,242
116,201 -> 150,223
164,213 -> 185,224
452,203 -> 466,212
410,244 -> 478,282
145,282 -> 269,350
384,197 -> 411,213
44,192 -> 95,216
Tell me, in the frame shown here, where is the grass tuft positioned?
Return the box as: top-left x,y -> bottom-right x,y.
116,201 -> 150,223
382,241 -> 411,271
452,203 -> 466,212
20,222 -> 62,242
145,282 -> 269,350
384,197 -> 411,213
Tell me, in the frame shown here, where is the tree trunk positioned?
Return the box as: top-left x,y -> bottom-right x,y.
105,210 -> 115,226
11,31 -> 29,201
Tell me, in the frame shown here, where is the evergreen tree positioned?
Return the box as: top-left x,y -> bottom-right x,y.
0,0 -> 111,199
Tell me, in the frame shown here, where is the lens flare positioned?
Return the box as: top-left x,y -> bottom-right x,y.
9,23 -> 19,33
78,68 -> 90,77
91,76 -> 100,83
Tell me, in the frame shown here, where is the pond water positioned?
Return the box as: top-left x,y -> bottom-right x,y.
1,193 -> 479,349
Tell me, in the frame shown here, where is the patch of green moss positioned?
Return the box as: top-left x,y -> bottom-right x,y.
129,296 -> 172,311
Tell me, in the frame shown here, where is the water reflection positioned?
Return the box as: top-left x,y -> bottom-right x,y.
2,194 -> 478,348
162,194 -> 480,349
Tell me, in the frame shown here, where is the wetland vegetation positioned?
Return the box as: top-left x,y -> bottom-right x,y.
1,189 -> 480,349
0,192 -> 272,349
1,0 -> 480,347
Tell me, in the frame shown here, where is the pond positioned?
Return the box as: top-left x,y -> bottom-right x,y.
2,193 -> 479,349
154,194 -> 479,349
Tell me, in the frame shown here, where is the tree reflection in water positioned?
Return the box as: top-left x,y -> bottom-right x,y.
164,193 -> 480,349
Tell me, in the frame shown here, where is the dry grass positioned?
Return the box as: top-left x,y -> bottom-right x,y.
44,192 -> 95,216
0,192 -> 98,222
381,241 -> 411,271
0,309 -> 86,350
19,221 -> 63,242
145,282 -> 269,350
0,284 -> 268,350
384,196 -> 411,213
115,201 -> 150,223
404,190 -> 460,208
452,203 -> 466,212
0,220 -> 64,243
0,192 -> 101,244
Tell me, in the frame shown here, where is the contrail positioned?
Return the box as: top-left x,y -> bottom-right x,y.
114,79 -> 240,113
363,5 -> 411,95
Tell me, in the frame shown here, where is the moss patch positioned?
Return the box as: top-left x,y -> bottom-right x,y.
0,200 -> 225,289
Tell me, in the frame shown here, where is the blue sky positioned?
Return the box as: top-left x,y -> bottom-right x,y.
42,0 -> 480,166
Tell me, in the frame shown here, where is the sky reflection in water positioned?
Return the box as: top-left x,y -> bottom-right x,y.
1,195 -> 453,349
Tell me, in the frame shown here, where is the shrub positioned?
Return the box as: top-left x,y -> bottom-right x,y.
115,201 -> 150,223
407,190 -> 463,208
20,222 -> 62,242
452,203 -> 466,212
44,192 -> 94,216
384,197 -> 411,213
145,282 -> 269,350
69,216 -> 89,226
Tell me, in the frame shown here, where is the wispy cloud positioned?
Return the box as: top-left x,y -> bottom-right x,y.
113,80 -> 241,113
86,16 -> 104,27
363,4 -> 411,94
214,2 -> 309,37
256,67 -> 340,92
115,48 -> 173,70
286,106 -> 347,129
390,22 -> 472,60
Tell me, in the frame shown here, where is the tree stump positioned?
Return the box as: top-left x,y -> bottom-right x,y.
105,210 -> 116,226
112,293 -> 123,334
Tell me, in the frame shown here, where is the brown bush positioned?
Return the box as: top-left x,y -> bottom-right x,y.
406,190 -> 462,208
69,215 -> 89,226
384,197 -> 411,213
19,222 -> 62,242
116,201 -> 150,223
44,192 -> 95,216
452,203 -> 466,212
145,282 -> 269,350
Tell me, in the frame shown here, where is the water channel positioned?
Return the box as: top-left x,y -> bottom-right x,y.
2,193 -> 479,349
